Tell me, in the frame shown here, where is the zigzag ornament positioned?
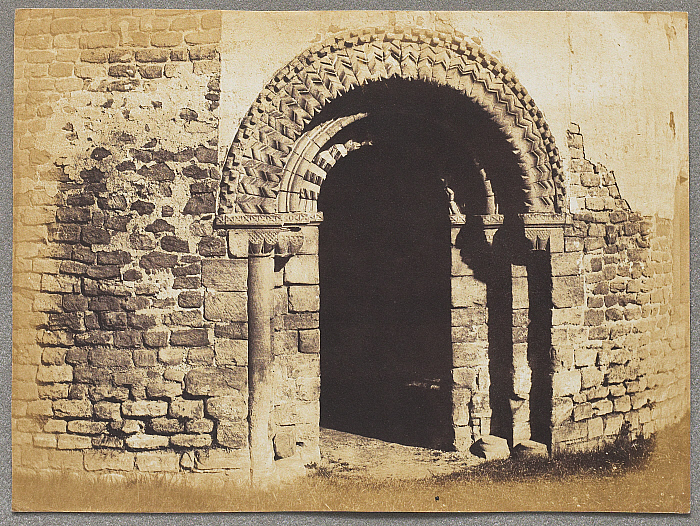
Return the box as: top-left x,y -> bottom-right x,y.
218,26 -> 565,218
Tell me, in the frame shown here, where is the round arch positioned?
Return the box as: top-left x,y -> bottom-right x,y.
217,26 -> 565,219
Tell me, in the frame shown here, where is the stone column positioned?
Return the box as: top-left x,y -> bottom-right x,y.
247,230 -> 277,482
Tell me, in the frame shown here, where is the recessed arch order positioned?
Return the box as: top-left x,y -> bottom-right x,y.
217,26 -> 565,220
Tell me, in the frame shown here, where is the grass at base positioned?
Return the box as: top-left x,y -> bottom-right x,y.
13,413 -> 690,513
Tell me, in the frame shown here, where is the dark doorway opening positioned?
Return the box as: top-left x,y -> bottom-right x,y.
318,112 -> 454,450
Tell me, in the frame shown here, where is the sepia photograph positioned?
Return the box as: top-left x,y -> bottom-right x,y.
11,8 -> 690,513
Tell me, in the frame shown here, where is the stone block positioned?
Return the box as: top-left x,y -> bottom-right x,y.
215,422 -> 248,449
452,367 -> 477,390
186,419 -> 215,434
273,426 -> 296,459
552,369 -> 581,397
122,400 -> 168,417
580,366 -> 604,389
169,398 -> 204,420
194,447 -> 250,470
36,364 -> 73,383
202,259 -> 247,291
572,402 -> 592,421
136,451 -> 180,472
146,380 -> 183,399
453,342 -> 489,367
205,396 -> 246,422
284,255 -> 319,284
613,395 -> 632,413
552,396 -> 574,425
53,399 -> 93,418
170,329 -> 210,347
84,450 -> 135,471
158,348 -> 184,366
587,417 -> 604,438
170,434 -> 212,448
511,276 -> 528,310
552,275 -> 584,308
185,367 -> 246,397
288,286 -> 320,313
126,433 -> 170,449
551,252 -> 582,276
67,420 -> 108,435
151,417 -> 185,435
451,276 -> 487,308
57,434 -> 92,450
283,313 -> 318,330
215,339 -> 247,366
470,435 -> 510,460
299,329 -> 320,354
592,399 -> 613,416
204,291 -> 247,322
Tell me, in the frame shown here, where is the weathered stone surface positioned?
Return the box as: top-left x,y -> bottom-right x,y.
66,420 -> 108,434
194,447 -> 249,470
214,339 -> 247,366
202,259 -> 247,291
150,417 -> 185,435
170,329 -> 210,347
204,291 -> 247,322
184,367 -> 247,397
37,364 -> 73,383
135,451 -> 179,472
298,329 -> 320,354
178,290 -> 203,308
205,395 -> 246,422
552,369 -> 582,397
146,380 -> 183,399
170,434 -> 212,448
512,440 -> 548,459
126,433 -> 170,449
552,275 -> 585,308
470,435 -> 510,460
169,398 -> 204,420
215,422 -> 248,449
53,398 -> 92,418
288,286 -> 320,313
122,400 -> 168,417
57,434 -> 92,450
283,256 -> 319,285
451,276 -> 487,308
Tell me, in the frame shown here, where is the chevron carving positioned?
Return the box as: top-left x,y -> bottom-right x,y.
218,26 -> 565,218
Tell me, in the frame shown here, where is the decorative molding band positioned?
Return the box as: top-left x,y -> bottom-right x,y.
218,26 -> 565,217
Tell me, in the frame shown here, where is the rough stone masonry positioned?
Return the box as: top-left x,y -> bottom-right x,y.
12,10 -> 689,482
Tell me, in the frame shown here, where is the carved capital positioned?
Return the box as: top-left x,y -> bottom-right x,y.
248,229 -> 279,257
276,230 -> 305,257
247,228 -> 305,257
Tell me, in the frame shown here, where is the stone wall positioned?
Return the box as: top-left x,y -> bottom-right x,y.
12,8 -> 252,477
548,125 -> 690,453
13,9 -> 690,478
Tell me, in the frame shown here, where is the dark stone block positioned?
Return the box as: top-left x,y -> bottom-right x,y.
63,294 -> 89,312
49,223 -> 81,243
82,225 -> 111,245
66,347 -> 89,364
172,263 -> 201,277
48,313 -> 84,331
137,162 -> 175,182
72,246 -> 96,264
179,108 -> 198,122
181,164 -> 207,179
113,330 -> 144,348
88,348 -> 132,368
99,311 -> 128,330
80,167 -> 105,183
88,296 -> 121,311
145,219 -> 175,233
116,160 -> 136,172
104,215 -> 132,232
74,331 -> 112,346
140,251 -> 178,270
183,194 -> 215,215
195,146 -> 217,164
87,265 -> 121,279
178,291 -> 203,308
128,313 -> 157,330
170,329 -> 209,347
198,236 -> 226,256
91,147 -> 112,160
130,200 -> 156,216
56,207 -> 91,223
161,236 -> 190,253
173,276 -> 201,289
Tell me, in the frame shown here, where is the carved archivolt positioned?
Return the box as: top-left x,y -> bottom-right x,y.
217,26 -> 565,220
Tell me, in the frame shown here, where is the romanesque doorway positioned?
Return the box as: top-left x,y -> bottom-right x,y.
315,79 -> 499,451
318,111 -> 454,450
